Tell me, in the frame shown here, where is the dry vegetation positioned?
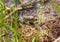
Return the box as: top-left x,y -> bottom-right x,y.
0,0 -> 60,42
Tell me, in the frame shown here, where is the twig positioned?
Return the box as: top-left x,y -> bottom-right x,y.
53,37 -> 60,42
